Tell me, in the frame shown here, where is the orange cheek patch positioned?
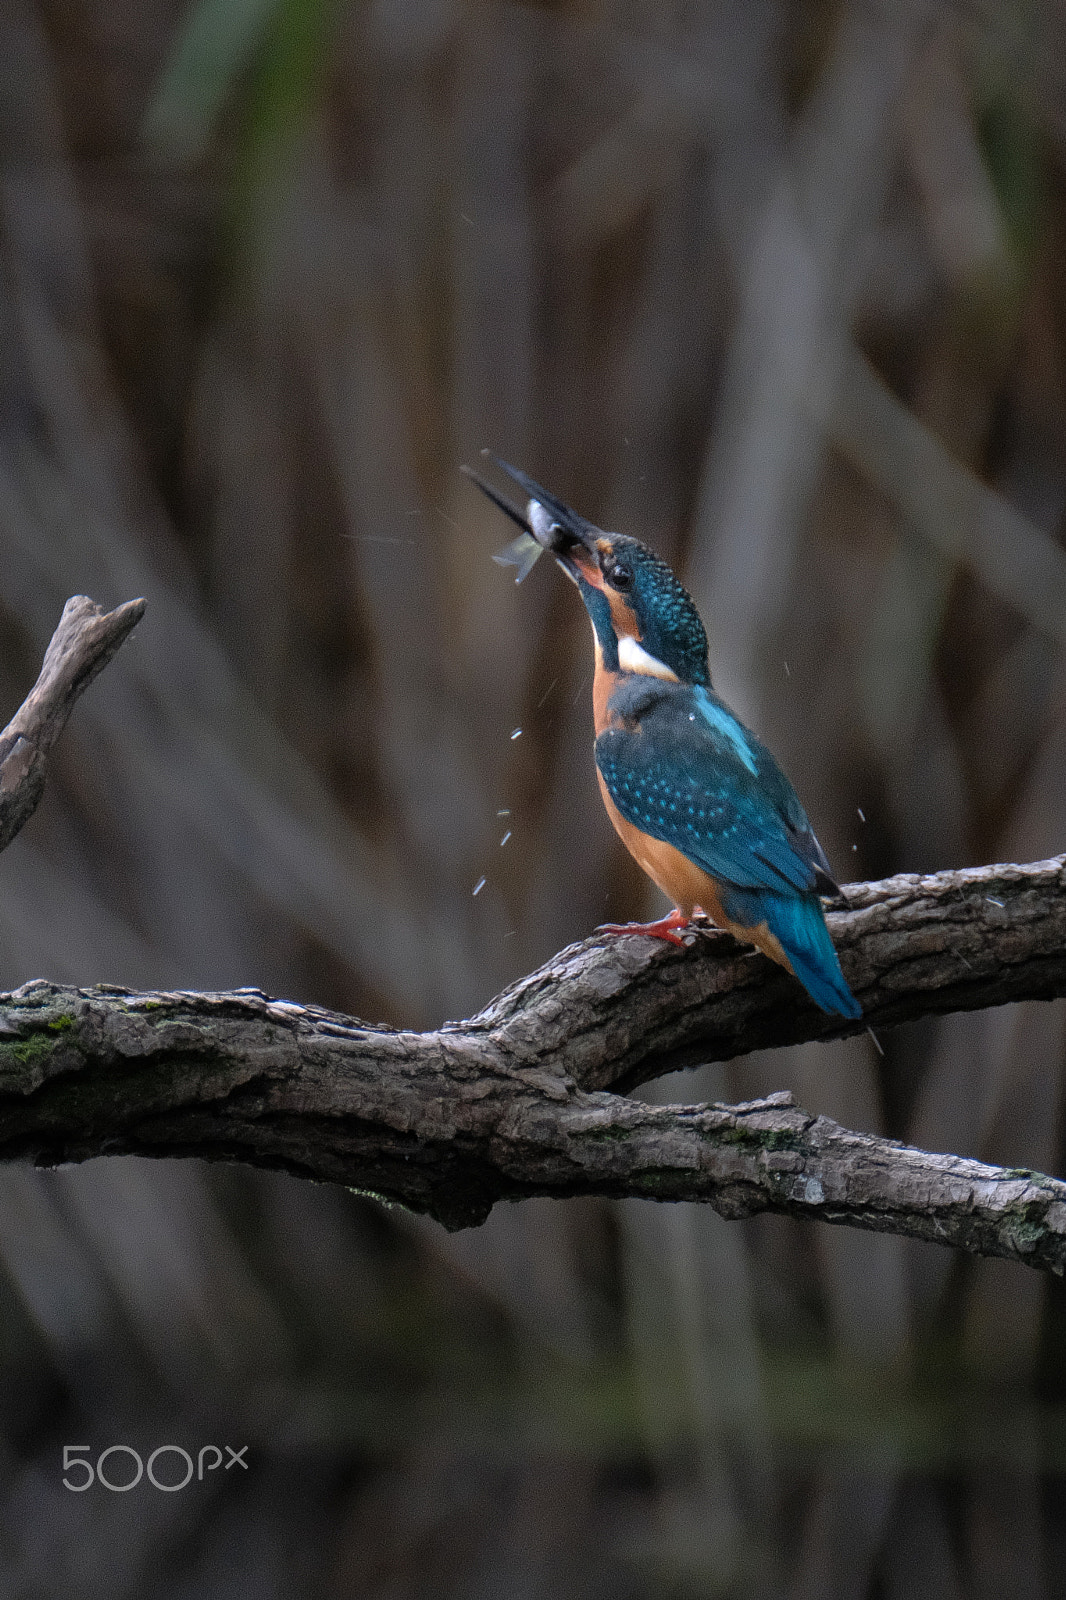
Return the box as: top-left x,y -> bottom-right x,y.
572,552 -> 605,589
576,557 -> 638,636
573,548 -> 640,639
605,588 -> 639,639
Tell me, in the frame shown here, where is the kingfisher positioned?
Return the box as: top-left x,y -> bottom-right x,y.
466,455 -> 861,1020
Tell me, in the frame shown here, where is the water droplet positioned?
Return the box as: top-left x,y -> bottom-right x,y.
510,728 -> 522,740
500,831 -> 512,847
473,876 -> 486,896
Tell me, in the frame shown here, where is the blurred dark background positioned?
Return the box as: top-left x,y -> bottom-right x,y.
1,0 -> 1066,1593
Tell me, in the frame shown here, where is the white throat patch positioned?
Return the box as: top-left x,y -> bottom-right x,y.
617,635 -> 679,681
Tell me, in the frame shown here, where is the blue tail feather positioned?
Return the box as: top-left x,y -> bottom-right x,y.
721,886 -> 861,1020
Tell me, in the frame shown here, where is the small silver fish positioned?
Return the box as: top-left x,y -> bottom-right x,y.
464,455 -> 576,582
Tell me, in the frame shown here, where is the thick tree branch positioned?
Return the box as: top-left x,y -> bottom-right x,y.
0,852 -> 1065,1269
0,595 -> 146,851
2,595 -> 1066,1268
481,854 -> 1066,1092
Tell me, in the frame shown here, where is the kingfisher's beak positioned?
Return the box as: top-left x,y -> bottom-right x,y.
462,455 -> 601,583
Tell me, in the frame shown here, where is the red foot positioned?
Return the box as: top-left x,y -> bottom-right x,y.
596,908 -> 691,947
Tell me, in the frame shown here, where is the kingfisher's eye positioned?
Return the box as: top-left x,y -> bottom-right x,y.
606,563 -> 633,591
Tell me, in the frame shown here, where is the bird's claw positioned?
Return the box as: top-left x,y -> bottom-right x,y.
596,910 -> 692,947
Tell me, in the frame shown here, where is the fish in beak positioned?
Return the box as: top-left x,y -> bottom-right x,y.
462,453 -> 600,584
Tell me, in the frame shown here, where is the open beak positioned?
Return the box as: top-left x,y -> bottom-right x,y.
462,455 -> 600,583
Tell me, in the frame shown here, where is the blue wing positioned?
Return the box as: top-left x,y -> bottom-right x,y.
595,680 -> 836,897
596,679 -> 860,1019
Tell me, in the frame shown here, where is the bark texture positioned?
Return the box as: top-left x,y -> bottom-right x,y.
2,595 -> 1066,1268
0,879 -> 1064,1267
0,595 -> 145,851
480,855 -> 1066,1093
